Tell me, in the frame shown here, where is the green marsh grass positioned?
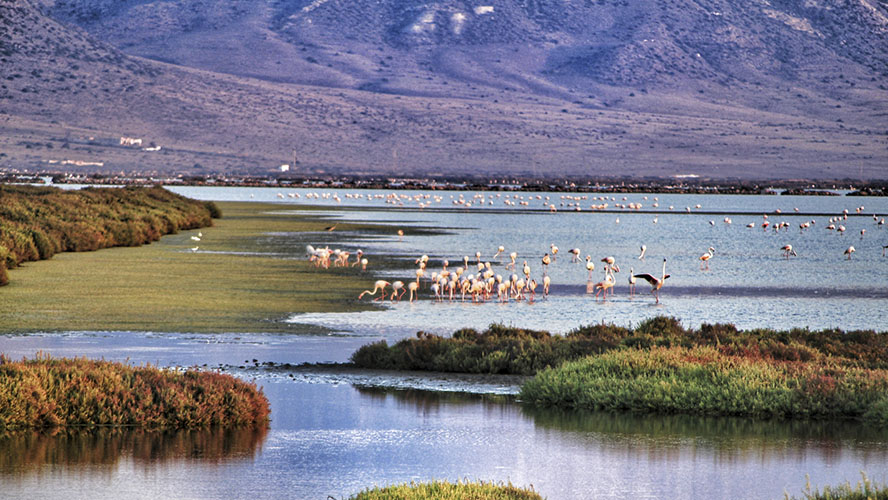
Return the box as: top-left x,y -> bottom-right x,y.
0,354 -> 270,429
0,201 -> 388,333
786,474 -> 888,500
350,317 -> 888,375
519,346 -> 888,422
0,185 -> 217,284
348,480 -> 543,500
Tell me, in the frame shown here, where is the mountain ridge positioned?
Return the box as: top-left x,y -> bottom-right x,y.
1,0 -> 886,179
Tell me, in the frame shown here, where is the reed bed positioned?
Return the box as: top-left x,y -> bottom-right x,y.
0,354 -> 269,430
348,480 -> 543,500
350,317 -> 888,375
0,184 -> 218,285
519,346 -> 888,423
786,474 -> 888,499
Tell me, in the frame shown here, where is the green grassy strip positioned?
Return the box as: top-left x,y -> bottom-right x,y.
0,201 -> 386,333
786,475 -> 888,500
348,480 -> 543,500
519,346 -> 888,423
0,354 -> 270,430
350,316 -> 888,375
0,184 -> 218,284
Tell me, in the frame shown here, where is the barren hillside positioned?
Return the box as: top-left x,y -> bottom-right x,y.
2,0 -> 886,179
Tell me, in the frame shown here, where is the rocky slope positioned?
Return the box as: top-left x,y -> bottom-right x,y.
1,0 -> 886,179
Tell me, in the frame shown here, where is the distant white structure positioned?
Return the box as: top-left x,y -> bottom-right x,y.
143,145 -> 162,152
120,137 -> 142,147
474,6 -> 494,15
280,164 -> 290,172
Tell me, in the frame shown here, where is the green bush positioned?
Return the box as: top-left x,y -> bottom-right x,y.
0,354 -> 269,430
0,185 -> 214,285
519,346 -> 888,423
349,480 -> 543,500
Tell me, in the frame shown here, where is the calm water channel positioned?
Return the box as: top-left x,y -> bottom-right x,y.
3,186 -> 887,499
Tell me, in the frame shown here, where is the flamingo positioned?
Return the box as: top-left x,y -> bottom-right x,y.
550,244 -> 559,261
397,229 -> 404,241
358,280 -> 390,300
360,258 -> 368,271
543,275 -> 551,298
628,267 -> 636,297
390,281 -> 405,301
860,229 -> 866,239
407,282 -> 419,302
351,250 -> 364,267
523,261 -> 531,281
569,248 -> 581,263
493,245 -> 505,259
781,244 -> 797,259
585,256 -> 595,280
638,245 -> 647,260
882,244 -> 888,257
507,252 -> 517,270
844,246 -> 855,259
634,259 -> 670,304
527,279 -> 538,303
541,253 -> 551,275
700,247 -> 715,270
594,267 -> 615,301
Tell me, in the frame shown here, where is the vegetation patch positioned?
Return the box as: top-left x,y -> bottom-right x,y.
350,317 -> 888,375
0,354 -> 269,430
348,480 -> 543,500
785,474 -> 888,500
0,201 -> 391,333
0,184 -> 218,285
519,346 -> 888,423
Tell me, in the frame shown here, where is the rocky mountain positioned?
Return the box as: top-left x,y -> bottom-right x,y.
1,0 -> 886,179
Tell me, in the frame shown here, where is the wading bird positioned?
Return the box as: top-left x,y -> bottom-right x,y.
585,256 -> 595,280
634,259 -> 670,304
700,247 -> 715,270
781,244 -> 797,259
628,268 -> 636,297
638,245 -> 647,260
844,246 -> 855,259
358,280 -> 390,300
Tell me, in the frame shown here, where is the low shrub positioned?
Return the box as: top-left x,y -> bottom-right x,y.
0,355 -> 269,430
519,346 -> 888,423
0,185 -> 216,285
349,480 -> 543,500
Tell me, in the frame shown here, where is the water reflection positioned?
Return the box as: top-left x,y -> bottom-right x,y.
524,406 -> 888,457
0,425 -> 268,474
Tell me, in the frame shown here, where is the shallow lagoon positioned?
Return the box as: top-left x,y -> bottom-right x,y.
2,331 -> 888,500
3,187 -> 888,499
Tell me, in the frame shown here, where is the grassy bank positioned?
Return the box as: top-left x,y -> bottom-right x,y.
0,185 -> 217,285
350,317 -> 888,375
0,201 -> 389,333
787,475 -> 888,500
348,480 -> 543,500
0,355 -> 269,430
519,346 -> 888,423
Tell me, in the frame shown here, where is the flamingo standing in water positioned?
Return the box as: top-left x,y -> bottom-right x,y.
407,282 -> 419,302
638,245 -> 647,260
634,259 -> 670,304
358,280 -> 390,300
700,247 -> 715,270
844,246 -> 855,259
628,268 -> 636,297
569,248 -> 581,263
585,256 -> 595,280
390,281 -> 405,301
541,253 -> 551,275
543,275 -> 551,298
781,244 -> 797,259
506,252 -> 518,270
594,266 -> 615,301
493,245 -> 505,260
